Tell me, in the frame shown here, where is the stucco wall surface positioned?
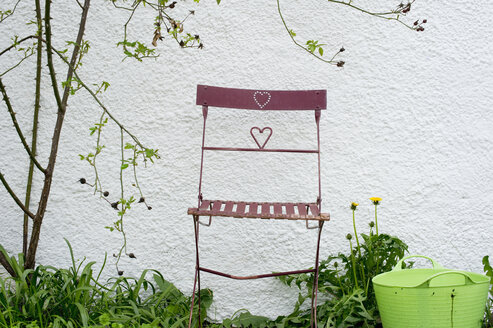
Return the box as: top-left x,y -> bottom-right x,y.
1,0 -> 492,320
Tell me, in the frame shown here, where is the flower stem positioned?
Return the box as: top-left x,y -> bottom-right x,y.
375,204 -> 379,236
352,209 -> 366,289
352,210 -> 362,258
349,240 -> 359,287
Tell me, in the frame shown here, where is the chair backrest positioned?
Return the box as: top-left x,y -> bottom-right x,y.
197,85 -> 326,111
196,85 -> 327,208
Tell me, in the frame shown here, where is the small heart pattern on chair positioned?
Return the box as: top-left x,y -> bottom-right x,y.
250,127 -> 273,149
253,91 -> 271,109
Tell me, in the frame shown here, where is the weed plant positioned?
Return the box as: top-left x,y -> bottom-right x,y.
0,240 -> 211,328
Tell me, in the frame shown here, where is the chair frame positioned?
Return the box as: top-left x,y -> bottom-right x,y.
187,85 -> 329,328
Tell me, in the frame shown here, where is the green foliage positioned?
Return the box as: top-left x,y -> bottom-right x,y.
483,256 -> 493,327
0,9 -> 13,22
271,201 -> 410,328
117,40 -> 156,62
305,40 -> 326,56
0,241 -> 211,328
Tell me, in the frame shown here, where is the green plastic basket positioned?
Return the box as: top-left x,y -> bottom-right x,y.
373,255 -> 490,328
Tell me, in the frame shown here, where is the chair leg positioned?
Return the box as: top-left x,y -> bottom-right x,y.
188,216 -> 202,328
310,221 -> 324,328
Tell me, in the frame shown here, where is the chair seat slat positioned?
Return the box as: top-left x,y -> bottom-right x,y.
223,201 -> 234,214
297,203 -> 308,217
273,204 -> 282,216
199,200 -> 210,209
309,204 -> 320,216
285,204 -> 295,216
261,204 -> 270,216
211,201 -> 223,215
248,202 -> 258,215
236,202 -> 246,215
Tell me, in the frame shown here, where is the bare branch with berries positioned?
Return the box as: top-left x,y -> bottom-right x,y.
277,0 -> 427,66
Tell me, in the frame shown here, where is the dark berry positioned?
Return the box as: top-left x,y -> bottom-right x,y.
118,270 -> 124,276
414,20 -> 419,26
111,202 -> 119,210
139,197 -> 145,203
79,178 -> 86,184
129,253 -> 136,259
337,61 -> 345,67
423,19 -> 427,23
179,40 -> 185,47
103,191 -> 109,197
169,1 -> 176,8
147,206 -> 152,210
340,47 -> 345,52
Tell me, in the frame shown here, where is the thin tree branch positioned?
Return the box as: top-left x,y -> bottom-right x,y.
0,250 -> 16,277
327,0 -> 417,30
24,0 -> 43,257
0,50 -> 34,77
92,111 -> 105,195
277,0 -> 421,65
277,0 -> 339,65
0,35 -> 37,57
0,0 -> 22,23
61,0 -> 91,111
0,172 -> 36,220
50,47 -> 147,149
0,78 -> 46,174
115,127 -> 128,271
28,36 -> 149,151
44,0 -> 63,113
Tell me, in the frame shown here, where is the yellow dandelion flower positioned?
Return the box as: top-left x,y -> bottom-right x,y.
350,202 -> 358,210
370,197 -> 382,205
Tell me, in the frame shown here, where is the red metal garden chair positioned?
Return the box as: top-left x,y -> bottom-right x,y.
187,85 -> 330,328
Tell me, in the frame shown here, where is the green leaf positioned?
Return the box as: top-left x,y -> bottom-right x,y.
318,47 -> 324,56
74,303 -> 89,327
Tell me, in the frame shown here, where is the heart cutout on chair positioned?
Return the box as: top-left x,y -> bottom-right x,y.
253,91 -> 271,109
250,127 -> 273,149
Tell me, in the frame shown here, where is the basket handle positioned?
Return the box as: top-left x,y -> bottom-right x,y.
392,255 -> 444,272
415,270 -> 476,288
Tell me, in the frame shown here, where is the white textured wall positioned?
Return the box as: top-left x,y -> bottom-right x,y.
1,0 -> 492,319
